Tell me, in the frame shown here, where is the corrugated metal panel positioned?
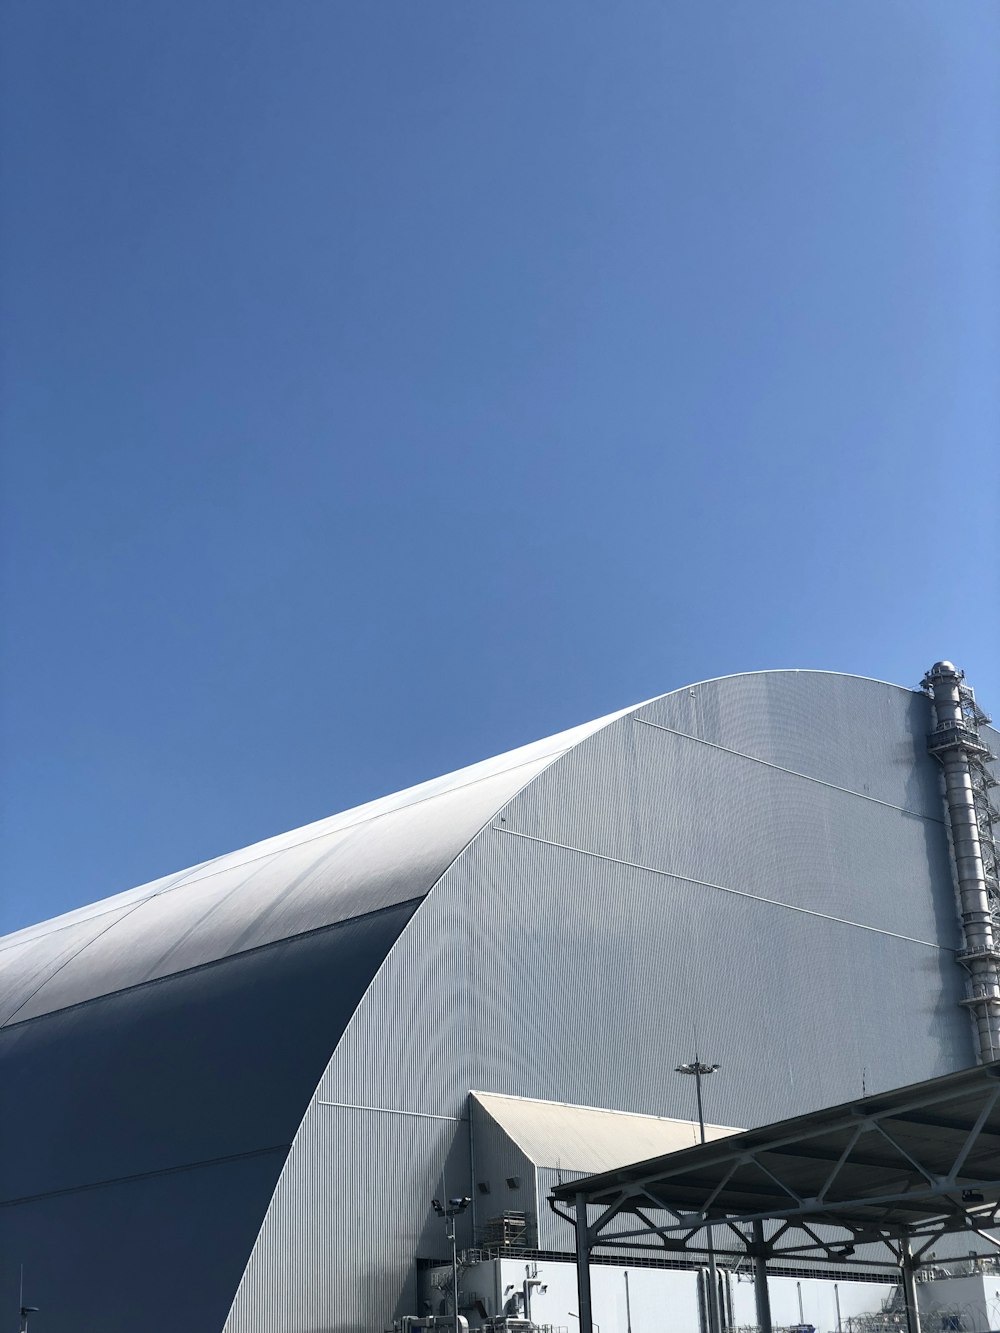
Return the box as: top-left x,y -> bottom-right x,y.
230,840 -> 966,1327
536,1165 -> 587,1251
472,1091 -> 738,1172
501,712 -> 957,945
0,703 -> 637,1330
228,1102 -> 470,1333
0,903 -> 139,1023
0,1148 -> 285,1333
1,864 -> 197,948
0,901 -> 417,1333
3,703 -> 639,1024
325,826 -> 967,1125
7,761 -> 554,1023
2,710 -> 626,957
7,672 -> 993,1332
227,674 -> 978,1333
3,704 -> 632,949
470,1096 -> 538,1240
492,719 -> 646,866
632,672 -> 943,819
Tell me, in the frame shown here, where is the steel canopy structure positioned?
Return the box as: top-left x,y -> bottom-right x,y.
552,1061 -> 1000,1333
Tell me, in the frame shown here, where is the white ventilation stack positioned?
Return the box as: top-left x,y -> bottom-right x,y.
922,661 -> 1000,1062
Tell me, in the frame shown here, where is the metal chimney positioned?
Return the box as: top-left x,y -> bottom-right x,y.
922,662 -> 1000,1062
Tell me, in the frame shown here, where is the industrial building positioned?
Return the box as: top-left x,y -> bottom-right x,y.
3,665 -> 998,1333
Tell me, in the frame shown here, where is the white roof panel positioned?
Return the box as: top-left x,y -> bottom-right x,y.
1,704 -> 637,1024
472,1090 -> 741,1175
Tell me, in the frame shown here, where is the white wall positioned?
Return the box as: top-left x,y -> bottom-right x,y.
497,1257 -> 698,1333
730,1273 -> 894,1332
474,1258 -> 894,1333
918,1272 -> 1000,1332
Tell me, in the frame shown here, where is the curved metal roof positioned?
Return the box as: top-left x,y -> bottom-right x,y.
3,668 -> 973,1030
0,704 -> 635,1026
0,698 -> 638,1333
2,668 -> 988,1333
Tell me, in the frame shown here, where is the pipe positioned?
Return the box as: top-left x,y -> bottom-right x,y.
923,662 -> 1000,1062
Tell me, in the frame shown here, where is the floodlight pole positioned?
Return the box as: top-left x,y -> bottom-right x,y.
17,1269 -> 38,1333
677,1058 -> 723,1333
450,1216 -> 459,1333
432,1196 -> 470,1333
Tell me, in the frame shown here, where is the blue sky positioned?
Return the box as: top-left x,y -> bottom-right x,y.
1,1 -> 998,935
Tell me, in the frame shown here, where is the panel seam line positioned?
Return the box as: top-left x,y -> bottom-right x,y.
0,751 -> 562,961
317,1100 -> 466,1122
492,826 -> 950,951
631,717 -> 944,822
0,1143 -> 290,1209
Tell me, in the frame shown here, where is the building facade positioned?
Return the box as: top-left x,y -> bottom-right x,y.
2,670 -> 993,1332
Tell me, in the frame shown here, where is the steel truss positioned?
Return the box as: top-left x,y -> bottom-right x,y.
550,1063 -> 1000,1333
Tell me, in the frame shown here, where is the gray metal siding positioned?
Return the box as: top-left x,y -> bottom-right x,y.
502,711 -> 954,947
6,672 -> 990,1332
0,900 -> 418,1333
226,674 -> 977,1333
470,1097 -> 539,1242
6,762 -> 554,1024
0,1150 -> 285,1333
0,707 -> 632,1331
536,1166 -> 585,1251
0,904 -> 140,1023
471,1093 -> 732,1173
634,673 -> 942,819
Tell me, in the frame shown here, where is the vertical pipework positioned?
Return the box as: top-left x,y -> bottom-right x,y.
922,661 -> 1000,1063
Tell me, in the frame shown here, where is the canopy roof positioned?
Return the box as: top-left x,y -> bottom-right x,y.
552,1060 -> 1000,1257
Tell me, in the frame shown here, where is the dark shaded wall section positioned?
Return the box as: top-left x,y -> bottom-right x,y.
0,900 -> 417,1333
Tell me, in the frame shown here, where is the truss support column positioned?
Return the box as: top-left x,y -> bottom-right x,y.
900,1237 -> 922,1333
574,1193 -> 594,1333
751,1221 -> 773,1333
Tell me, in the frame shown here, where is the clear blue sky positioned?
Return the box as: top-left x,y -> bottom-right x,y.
1,2 -> 998,935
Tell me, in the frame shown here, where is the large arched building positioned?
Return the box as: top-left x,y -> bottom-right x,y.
2,669 -> 996,1332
